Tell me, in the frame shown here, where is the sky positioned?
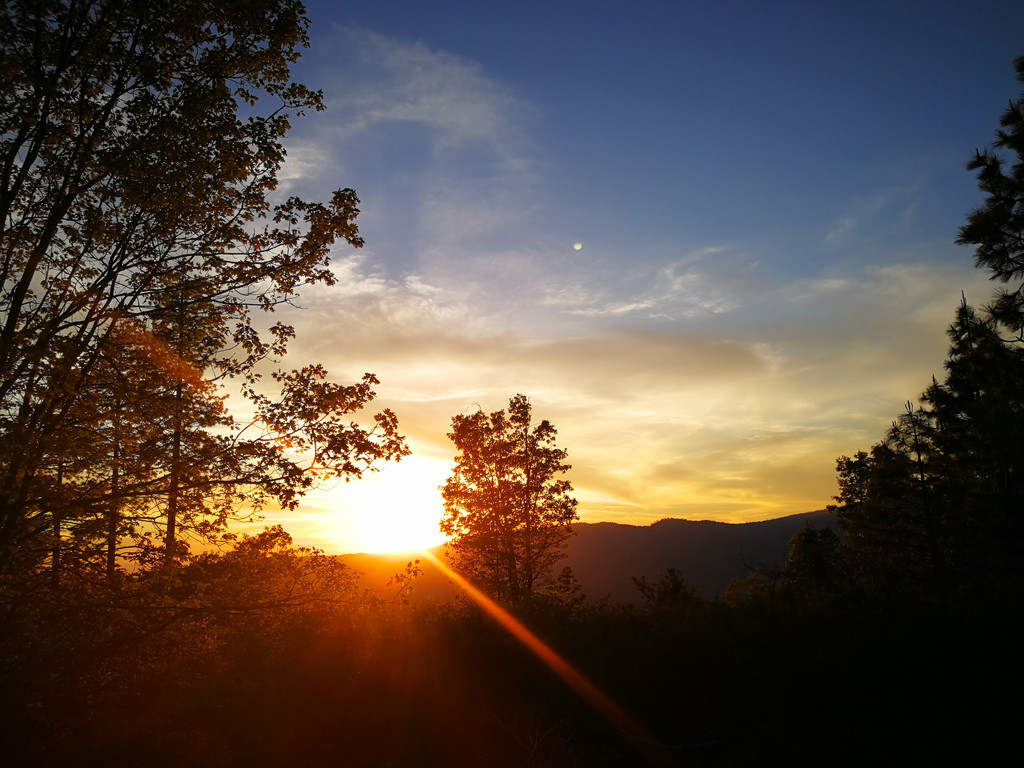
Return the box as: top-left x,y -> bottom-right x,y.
253,0 -> 1024,554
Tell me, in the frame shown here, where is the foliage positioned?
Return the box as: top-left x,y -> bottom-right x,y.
383,558 -> 423,605
1,525 -> 366,763
632,567 -> 697,612
792,56 -> 1024,614
958,55 -> 1024,337
824,299 -> 1024,611
535,564 -> 585,611
776,526 -> 843,608
441,394 -> 578,607
0,0 -> 408,576
720,568 -> 778,612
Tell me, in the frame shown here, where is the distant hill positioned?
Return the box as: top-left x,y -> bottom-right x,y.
342,511 -> 838,604
563,511 -> 837,601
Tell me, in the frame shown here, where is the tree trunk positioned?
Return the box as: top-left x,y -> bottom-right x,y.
165,382 -> 183,564
105,405 -> 121,579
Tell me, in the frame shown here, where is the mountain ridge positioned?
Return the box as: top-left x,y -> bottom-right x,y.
342,511 -> 838,604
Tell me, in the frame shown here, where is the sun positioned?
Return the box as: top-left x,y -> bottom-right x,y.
356,491 -> 446,554
317,454 -> 451,554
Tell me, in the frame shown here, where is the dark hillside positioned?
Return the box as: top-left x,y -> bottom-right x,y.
346,511 -> 837,603
564,511 -> 837,601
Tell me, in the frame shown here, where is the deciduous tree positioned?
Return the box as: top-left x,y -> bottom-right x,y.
0,0 -> 407,576
441,395 -> 578,607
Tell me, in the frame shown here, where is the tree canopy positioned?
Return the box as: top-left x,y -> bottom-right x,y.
819,56 -> 1024,612
0,0 -> 407,578
441,394 -> 578,607
825,299 -> 1024,610
958,54 -> 1024,337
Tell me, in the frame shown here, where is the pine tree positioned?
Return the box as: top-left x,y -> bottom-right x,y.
958,55 -> 1024,337
820,55 -> 1024,612
919,302 -> 1024,601
829,302 -> 1024,609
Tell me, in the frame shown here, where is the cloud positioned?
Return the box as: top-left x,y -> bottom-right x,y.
256,27 -> 1003,551
331,29 -> 528,161
275,243 -> 994,540
823,180 -> 925,245
554,247 -> 744,321
825,215 -> 858,243
282,26 -> 539,266
275,142 -> 334,195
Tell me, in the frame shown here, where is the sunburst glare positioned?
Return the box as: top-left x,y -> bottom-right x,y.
316,453 -> 450,553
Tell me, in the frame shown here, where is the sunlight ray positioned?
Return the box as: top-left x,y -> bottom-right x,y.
419,550 -> 679,767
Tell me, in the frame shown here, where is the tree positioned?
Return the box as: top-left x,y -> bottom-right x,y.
958,55 -> 1024,337
918,301 -> 1024,600
440,395 -> 578,607
632,568 -> 697,613
777,526 -> 843,608
827,301 -> 1024,610
811,56 -> 1024,612
0,0 -> 408,576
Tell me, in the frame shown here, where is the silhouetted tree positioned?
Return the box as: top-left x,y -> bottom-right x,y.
831,409 -> 946,606
958,55 -> 1024,337
0,0 -> 408,575
828,301 -> 1024,610
778,526 -> 843,608
632,568 -> 697,612
919,301 -> 1024,602
441,395 -> 578,607
813,56 -> 1024,612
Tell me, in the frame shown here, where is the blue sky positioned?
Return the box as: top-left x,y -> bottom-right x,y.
259,1 -> 1024,553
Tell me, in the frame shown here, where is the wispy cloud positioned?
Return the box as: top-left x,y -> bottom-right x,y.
279,246 -> 993,538
260,22 -> 1003,552
825,215 -> 858,243
275,142 -> 334,195
287,27 -> 542,272
332,29 -> 528,162
824,180 -> 925,245
558,248 -> 742,320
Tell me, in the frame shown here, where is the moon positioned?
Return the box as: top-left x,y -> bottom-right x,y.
573,242 -> 582,250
